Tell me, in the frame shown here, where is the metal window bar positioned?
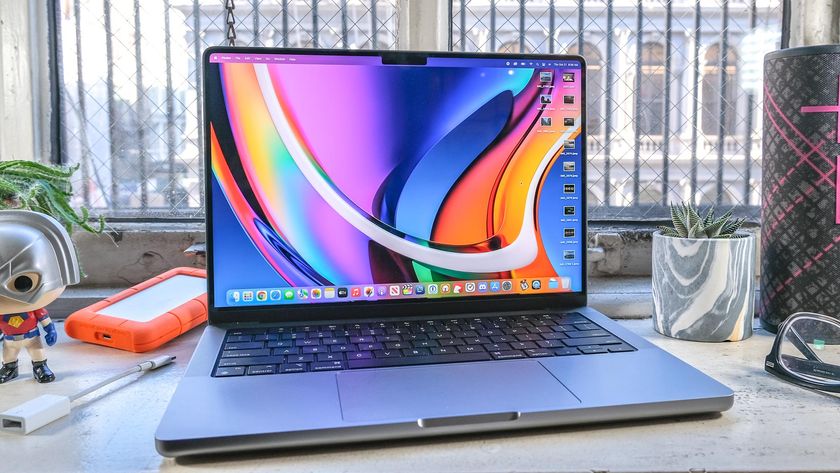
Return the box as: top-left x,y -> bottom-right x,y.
632,0 -> 643,207
716,0 -> 730,206
662,0 -> 673,207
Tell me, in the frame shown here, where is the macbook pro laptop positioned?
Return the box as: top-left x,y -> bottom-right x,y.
155,47 -> 733,457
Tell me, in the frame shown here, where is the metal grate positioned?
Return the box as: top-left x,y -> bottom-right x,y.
54,0 -> 398,218
452,0 -> 782,219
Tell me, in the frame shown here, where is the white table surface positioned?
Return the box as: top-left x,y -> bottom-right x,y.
1,319 -> 838,473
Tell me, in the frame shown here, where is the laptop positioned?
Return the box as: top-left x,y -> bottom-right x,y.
155,47 -> 733,457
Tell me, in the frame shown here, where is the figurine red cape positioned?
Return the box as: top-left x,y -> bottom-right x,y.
0,211 -> 80,384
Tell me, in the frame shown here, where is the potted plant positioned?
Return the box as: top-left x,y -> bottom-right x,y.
652,203 -> 754,342
0,160 -> 104,234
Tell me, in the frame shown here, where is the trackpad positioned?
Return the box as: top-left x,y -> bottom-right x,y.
337,361 -> 580,423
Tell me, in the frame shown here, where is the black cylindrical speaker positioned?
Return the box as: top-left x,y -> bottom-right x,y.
761,45 -> 840,332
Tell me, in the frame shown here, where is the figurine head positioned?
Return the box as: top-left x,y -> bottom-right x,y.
0,211 -> 80,314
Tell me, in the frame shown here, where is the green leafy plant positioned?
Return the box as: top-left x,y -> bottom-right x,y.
658,202 -> 745,239
0,160 -> 104,234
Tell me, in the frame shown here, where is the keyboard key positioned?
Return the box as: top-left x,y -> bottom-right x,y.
579,346 -> 609,354
490,350 -> 527,360
331,344 -> 356,353
563,336 -> 622,347
273,347 -> 300,356
412,340 -> 439,348
510,341 -> 538,350
483,343 -> 512,351
439,338 -> 466,347
287,354 -> 315,363
515,334 -> 543,342
349,351 -> 372,360
540,332 -> 566,340
458,345 -> 485,353
223,342 -> 265,350
608,344 -> 636,353
280,363 -> 308,374
221,349 -> 270,358
317,353 -> 344,362
351,336 -> 375,344
464,337 -> 491,345
218,356 -> 284,367
266,340 -> 293,349
247,364 -> 276,376
311,361 -> 345,372
536,339 -> 565,348
554,347 -> 581,356
575,323 -> 601,331
385,341 -> 409,350
214,366 -> 245,377
226,335 -> 252,343
348,352 -> 491,370
566,330 -> 611,338
430,347 -> 458,355
374,350 -> 402,358
490,335 -> 516,343
402,348 -> 432,357
253,334 -> 279,341
525,349 -> 553,358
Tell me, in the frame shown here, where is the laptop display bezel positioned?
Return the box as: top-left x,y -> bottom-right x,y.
202,46 -> 588,325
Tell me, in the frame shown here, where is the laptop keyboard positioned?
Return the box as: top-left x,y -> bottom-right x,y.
212,312 -> 635,377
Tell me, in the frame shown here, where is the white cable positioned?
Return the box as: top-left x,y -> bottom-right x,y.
0,355 -> 175,435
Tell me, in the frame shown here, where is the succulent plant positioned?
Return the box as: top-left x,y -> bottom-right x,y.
658,202 -> 745,239
0,160 -> 104,234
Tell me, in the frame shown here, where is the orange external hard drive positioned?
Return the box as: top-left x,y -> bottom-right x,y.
64,267 -> 207,352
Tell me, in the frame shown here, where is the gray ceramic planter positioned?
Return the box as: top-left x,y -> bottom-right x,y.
652,231 -> 755,342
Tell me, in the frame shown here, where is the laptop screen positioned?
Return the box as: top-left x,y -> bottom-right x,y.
206,51 -> 584,309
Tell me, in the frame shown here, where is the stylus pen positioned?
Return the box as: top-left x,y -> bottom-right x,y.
0,355 -> 176,435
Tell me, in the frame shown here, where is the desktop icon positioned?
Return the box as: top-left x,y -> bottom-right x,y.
402,284 -> 413,295
564,228 -> 576,238
540,117 -> 552,127
548,278 -> 559,289
565,139 -> 576,150
453,283 -> 463,294
477,281 -> 488,292
564,206 -> 576,216
564,184 -> 576,194
297,289 -> 309,300
564,250 -> 576,260
377,286 -> 387,297
441,283 -> 451,294
283,289 -> 295,300
490,281 -> 501,292
428,284 -> 439,295
540,94 -> 552,104
242,291 -> 254,302
310,288 -> 322,299
465,282 -> 476,293
531,280 -> 542,290
351,287 -> 362,297
231,291 -> 240,303
269,290 -> 282,301
389,285 -> 400,296
364,286 -> 375,297
324,287 -> 336,299
256,290 -> 268,302
502,280 -> 513,291
562,72 -> 575,82
337,287 -> 348,298
563,95 -> 575,104
519,280 -> 529,290
563,161 -> 575,172
540,71 -> 552,82
561,277 -> 572,289
414,285 -> 426,295
563,117 -> 575,126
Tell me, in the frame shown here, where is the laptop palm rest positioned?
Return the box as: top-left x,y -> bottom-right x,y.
336,361 -> 580,423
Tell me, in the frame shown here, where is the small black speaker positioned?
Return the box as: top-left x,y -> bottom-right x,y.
761,45 -> 840,332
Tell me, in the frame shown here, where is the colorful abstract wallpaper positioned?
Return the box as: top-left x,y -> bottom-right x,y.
206,53 -> 584,308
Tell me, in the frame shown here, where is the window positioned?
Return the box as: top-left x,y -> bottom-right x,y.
451,0 -> 781,219
637,42 -> 666,136
50,1 -> 781,220
702,43 -> 739,136
54,0 -> 398,218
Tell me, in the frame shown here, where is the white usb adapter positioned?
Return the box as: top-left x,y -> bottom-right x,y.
0,355 -> 175,435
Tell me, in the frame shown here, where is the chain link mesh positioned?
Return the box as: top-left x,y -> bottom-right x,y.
453,0 -> 781,219
56,0 -> 398,217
